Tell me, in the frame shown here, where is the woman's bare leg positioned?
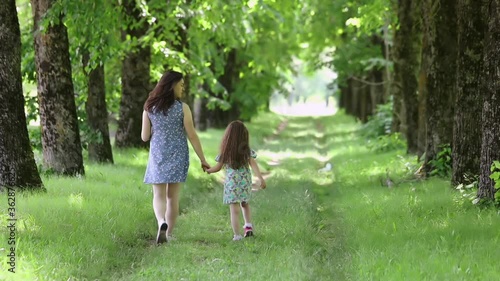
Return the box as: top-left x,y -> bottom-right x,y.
166,183 -> 181,236
152,184 -> 167,226
153,184 -> 168,243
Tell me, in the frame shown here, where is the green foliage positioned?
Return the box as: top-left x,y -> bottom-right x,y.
366,133 -> 406,153
490,160 -> 500,204
17,0 -> 36,83
361,100 -> 393,138
24,94 -> 38,125
429,144 -> 452,178
27,126 -> 42,151
455,178 -> 478,206
17,0 -> 346,127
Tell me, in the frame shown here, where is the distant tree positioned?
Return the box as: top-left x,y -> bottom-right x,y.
83,52 -> 114,163
115,0 -> 151,148
393,0 -> 421,153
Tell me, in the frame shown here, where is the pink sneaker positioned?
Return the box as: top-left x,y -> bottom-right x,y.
244,226 -> 254,237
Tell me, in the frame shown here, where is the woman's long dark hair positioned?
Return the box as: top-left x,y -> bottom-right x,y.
144,70 -> 183,113
219,120 -> 251,169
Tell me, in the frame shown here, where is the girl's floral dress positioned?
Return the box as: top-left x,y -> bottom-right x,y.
216,150 -> 257,204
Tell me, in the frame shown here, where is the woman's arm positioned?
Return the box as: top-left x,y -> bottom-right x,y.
182,103 -> 210,169
249,158 -> 266,189
206,162 -> 223,174
141,110 -> 151,142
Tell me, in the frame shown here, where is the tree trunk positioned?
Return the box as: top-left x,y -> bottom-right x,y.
394,0 -> 421,153
341,78 -> 353,114
350,80 -> 361,121
82,53 -> 114,164
208,49 -> 241,128
390,15 -> 403,134
422,0 -> 457,174
370,69 -> 385,115
194,96 -> 208,131
0,0 -> 43,190
382,18 -> 393,103
417,7 -> 430,160
115,0 -> 151,148
31,0 -> 85,176
177,21 -> 194,110
452,0 -> 485,185
360,83 -> 368,123
391,66 -> 402,133
339,84 -> 348,111
478,0 -> 500,200
417,67 -> 427,161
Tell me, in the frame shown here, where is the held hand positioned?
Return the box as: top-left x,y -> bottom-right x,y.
201,160 -> 211,172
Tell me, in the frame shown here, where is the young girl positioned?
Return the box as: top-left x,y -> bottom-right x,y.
206,120 -> 267,241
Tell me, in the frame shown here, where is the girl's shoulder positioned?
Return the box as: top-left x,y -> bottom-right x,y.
250,149 -> 257,159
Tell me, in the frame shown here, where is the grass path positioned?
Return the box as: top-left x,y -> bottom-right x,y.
1,112 -> 499,280
310,114 -> 500,280
0,113 -> 334,280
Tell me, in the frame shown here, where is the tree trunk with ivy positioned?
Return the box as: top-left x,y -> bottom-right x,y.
452,0 -> 485,185
394,0 -> 421,153
83,53 -> 114,163
422,0 -> 457,175
478,0 -> 500,200
0,0 -> 44,190
31,0 -> 85,176
115,0 -> 151,148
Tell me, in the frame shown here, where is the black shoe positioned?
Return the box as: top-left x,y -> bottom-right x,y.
156,222 -> 168,244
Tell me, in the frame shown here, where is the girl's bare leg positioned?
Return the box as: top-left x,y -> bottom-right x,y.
240,201 -> 252,226
230,203 -> 241,238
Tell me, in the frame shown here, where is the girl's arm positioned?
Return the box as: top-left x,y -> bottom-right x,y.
249,158 -> 266,189
182,103 -> 210,170
141,110 -> 151,142
206,162 -> 223,174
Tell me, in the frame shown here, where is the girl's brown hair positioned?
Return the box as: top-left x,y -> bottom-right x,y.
219,120 -> 251,169
144,70 -> 183,113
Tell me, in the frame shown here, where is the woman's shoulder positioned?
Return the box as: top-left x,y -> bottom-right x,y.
180,101 -> 192,113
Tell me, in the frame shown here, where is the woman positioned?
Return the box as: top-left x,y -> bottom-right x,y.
141,70 -> 210,244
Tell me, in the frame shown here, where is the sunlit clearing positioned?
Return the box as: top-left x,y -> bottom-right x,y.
270,97 -> 338,117
271,57 -> 338,117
